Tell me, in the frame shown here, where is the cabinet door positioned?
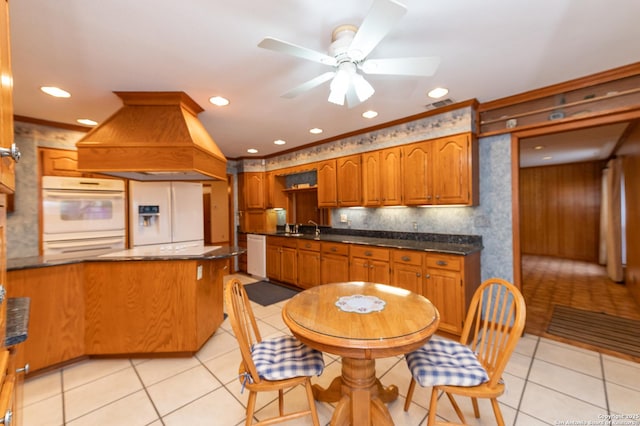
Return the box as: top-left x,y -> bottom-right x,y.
7,264 -> 85,373
266,244 -> 281,281
0,0 -> 15,193
265,171 -> 287,209
337,154 -> 362,206
369,259 -> 390,285
321,254 -> 349,284
243,172 -> 265,209
424,268 -> 464,335
280,246 -> 298,285
297,249 -> 321,289
40,148 -> 82,177
401,141 -> 433,205
349,257 -> 370,282
317,159 -> 337,207
380,147 -> 402,206
362,151 -> 381,206
392,263 -> 423,294
433,134 -> 471,205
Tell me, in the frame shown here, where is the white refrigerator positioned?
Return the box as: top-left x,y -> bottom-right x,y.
129,181 -> 204,248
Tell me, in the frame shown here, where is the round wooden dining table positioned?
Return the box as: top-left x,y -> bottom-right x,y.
282,281 -> 440,426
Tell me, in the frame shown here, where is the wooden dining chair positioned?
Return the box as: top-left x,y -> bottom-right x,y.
404,277 -> 526,426
224,278 -> 324,426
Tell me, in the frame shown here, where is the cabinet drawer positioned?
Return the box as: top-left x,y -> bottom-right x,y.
425,254 -> 462,271
392,249 -> 423,266
281,238 -> 298,248
350,245 -> 389,261
267,236 -> 287,246
297,239 -> 321,251
321,242 -> 349,256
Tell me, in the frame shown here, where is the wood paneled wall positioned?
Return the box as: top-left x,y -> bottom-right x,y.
617,122 -> 640,305
520,161 -> 605,262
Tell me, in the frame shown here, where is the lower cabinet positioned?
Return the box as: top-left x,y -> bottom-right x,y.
297,240 -> 321,289
266,236 -> 298,285
320,242 -> 350,284
8,264 -> 85,373
392,249 -> 481,335
349,245 -> 390,284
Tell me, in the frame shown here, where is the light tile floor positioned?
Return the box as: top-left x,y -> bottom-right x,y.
23,274 -> 640,426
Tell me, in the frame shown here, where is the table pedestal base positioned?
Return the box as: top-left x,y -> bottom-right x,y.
312,358 -> 398,426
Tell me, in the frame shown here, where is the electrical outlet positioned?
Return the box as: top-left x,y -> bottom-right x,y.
340,214 -> 348,223
413,222 -> 418,231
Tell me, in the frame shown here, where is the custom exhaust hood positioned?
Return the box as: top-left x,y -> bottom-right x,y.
76,91 -> 227,181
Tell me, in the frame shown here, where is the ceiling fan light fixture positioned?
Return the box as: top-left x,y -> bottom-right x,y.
328,68 -> 351,105
353,73 -> 375,102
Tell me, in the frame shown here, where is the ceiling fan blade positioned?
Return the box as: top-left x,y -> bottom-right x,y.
360,57 -> 441,76
258,37 -> 337,66
347,0 -> 407,61
282,71 -> 336,98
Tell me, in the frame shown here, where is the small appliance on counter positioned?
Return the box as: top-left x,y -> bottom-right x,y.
129,181 -> 204,249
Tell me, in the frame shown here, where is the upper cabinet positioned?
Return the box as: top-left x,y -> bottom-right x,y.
336,154 -> 361,207
402,133 -> 478,206
0,0 -> 15,193
265,171 -> 286,209
238,172 -> 265,210
317,159 -> 337,207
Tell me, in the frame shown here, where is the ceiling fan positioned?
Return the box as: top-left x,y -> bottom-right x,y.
258,0 -> 440,108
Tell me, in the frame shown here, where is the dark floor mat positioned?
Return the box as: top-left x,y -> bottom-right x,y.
245,280 -> 300,306
547,304 -> 640,358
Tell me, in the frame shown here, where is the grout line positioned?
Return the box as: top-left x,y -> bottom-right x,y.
600,353 -> 611,415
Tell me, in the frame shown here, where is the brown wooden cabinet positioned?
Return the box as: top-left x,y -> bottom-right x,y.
336,154 -> 362,206
40,148 -> 83,177
349,245 -> 390,284
265,171 -> 287,209
84,258 -> 226,355
362,148 -> 403,207
0,0 -> 15,194
7,264 -> 85,373
392,249 -> 480,335
297,239 -> 321,289
320,241 -> 350,284
239,172 -> 265,210
402,133 -> 477,206
266,236 -> 297,285
317,159 -> 337,207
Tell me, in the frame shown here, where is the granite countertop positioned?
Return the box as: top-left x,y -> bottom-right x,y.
256,230 -> 483,256
7,245 -> 246,271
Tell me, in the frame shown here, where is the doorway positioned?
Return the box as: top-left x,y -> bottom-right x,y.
513,118 -> 640,359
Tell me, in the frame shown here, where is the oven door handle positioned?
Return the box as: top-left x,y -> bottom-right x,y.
44,238 -> 125,250
43,190 -> 125,199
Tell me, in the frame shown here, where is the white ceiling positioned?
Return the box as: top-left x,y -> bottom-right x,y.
8,0 -> 640,161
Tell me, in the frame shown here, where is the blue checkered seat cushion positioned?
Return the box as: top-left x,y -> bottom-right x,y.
251,335 -> 325,381
405,338 -> 489,387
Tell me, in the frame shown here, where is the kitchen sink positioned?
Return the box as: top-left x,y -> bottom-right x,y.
285,233 -> 305,237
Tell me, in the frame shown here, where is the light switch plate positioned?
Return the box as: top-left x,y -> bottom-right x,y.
340,214 -> 348,223
197,264 -> 203,280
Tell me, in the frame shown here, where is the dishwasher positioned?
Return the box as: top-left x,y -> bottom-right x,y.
247,234 -> 267,279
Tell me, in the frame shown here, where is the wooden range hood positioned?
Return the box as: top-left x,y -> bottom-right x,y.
76,91 -> 227,181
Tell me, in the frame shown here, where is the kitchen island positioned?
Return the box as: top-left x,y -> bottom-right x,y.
7,246 -> 244,374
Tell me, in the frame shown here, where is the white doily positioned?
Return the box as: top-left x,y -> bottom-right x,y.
335,294 -> 386,314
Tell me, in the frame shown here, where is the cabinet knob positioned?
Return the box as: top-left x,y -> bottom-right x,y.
0,143 -> 21,163
436,260 -> 448,266
416,273 -> 421,278
427,195 -> 432,200
364,251 -> 373,256
425,274 -> 431,279
0,409 -> 12,425
401,256 -> 411,262
16,364 -> 29,375
330,247 -> 337,252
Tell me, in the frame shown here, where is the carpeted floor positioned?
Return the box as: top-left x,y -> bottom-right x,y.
547,304 -> 640,358
244,280 -> 301,306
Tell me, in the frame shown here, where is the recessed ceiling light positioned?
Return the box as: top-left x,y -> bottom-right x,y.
247,148 -> 258,154
362,110 -> 378,119
274,139 -> 286,145
543,156 -> 552,160
209,96 -> 230,106
77,118 -> 97,126
41,86 -> 71,98
427,87 -> 448,99
534,145 -> 544,150
309,128 -> 323,134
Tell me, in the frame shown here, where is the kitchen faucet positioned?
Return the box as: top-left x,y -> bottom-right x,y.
308,220 -> 320,237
